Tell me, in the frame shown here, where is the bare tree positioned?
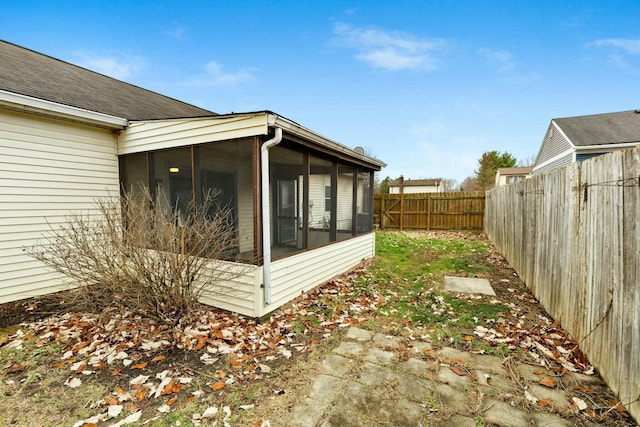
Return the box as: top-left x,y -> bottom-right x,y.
27,189 -> 248,326
460,176 -> 480,192
441,178 -> 459,191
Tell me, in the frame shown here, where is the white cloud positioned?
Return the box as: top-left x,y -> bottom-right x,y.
590,38 -> 640,54
188,60 -> 255,87
166,25 -> 186,40
333,22 -> 446,71
71,51 -> 144,80
478,48 -> 515,72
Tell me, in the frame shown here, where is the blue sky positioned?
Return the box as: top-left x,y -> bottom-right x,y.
3,1 -> 640,184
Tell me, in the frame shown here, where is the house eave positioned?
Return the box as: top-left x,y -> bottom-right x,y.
575,142 -> 640,152
0,89 -> 128,129
269,113 -> 386,170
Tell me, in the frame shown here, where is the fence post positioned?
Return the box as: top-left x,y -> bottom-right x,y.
399,176 -> 404,231
427,195 -> 431,231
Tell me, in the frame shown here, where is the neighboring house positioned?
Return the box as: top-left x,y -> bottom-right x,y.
0,40 -> 384,317
388,178 -> 443,194
495,167 -> 532,187
532,110 -> 640,175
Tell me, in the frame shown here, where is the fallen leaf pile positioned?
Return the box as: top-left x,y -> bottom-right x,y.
0,265 -> 384,426
470,287 -> 595,375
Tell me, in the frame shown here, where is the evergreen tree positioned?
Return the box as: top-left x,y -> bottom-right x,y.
474,151 -> 517,190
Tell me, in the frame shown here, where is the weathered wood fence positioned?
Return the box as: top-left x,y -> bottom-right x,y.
374,192 -> 485,230
485,147 -> 640,422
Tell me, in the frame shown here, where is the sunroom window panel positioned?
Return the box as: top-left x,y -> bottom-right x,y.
269,145 -> 305,259
357,171 -> 373,234
337,165 -> 355,241
152,147 -> 193,216
309,155 -> 333,248
199,139 -> 254,257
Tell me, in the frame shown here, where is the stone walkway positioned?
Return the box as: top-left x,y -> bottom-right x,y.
286,326 -> 604,427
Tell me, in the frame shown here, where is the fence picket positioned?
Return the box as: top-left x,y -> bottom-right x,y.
485,146 -> 640,423
374,191 -> 485,230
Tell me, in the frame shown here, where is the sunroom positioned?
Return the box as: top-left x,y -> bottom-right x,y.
117,111 -> 384,318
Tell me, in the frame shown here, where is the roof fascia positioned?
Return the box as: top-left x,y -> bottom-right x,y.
531,147 -> 573,173
269,113 -> 386,170
575,142 -> 640,152
0,89 -> 128,129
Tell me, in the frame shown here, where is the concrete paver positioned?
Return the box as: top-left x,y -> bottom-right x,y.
285,326 -> 616,427
444,275 -> 496,296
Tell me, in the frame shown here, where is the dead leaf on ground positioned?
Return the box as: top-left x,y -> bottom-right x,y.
450,357 -> 466,366
449,365 -> 465,376
211,382 -> 226,391
151,355 -> 166,362
7,364 -> 26,373
539,377 -> 556,388
131,362 -> 148,370
538,398 -> 554,407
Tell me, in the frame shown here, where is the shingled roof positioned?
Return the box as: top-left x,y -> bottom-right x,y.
555,110 -> 640,146
0,40 -> 215,120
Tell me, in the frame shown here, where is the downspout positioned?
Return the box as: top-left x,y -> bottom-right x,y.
261,127 -> 282,305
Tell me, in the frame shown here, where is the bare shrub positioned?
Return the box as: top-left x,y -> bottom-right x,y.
27,189 -> 250,326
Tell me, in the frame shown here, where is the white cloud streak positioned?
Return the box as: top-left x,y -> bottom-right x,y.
189,60 -> 255,87
333,23 -> 446,71
166,25 -> 186,40
72,51 -> 144,80
478,48 -> 515,72
589,38 -> 640,54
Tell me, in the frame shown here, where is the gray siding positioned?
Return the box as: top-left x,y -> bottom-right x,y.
532,153 -> 573,175
535,123 -> 573,166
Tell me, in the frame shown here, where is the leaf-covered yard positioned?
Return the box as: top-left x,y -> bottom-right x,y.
0,231 -> 634,426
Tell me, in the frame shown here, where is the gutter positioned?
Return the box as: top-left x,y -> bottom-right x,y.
0,89 -> 128,129
260,127 -> 283,305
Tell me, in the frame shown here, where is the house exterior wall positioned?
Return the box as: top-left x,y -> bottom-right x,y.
532,152 -> 573,175
535,122 -> 572,166
389,184 -> 442,194
197,260 -> 262,317
0,109 -> 119,303
265,233 -> 374,317
117,115 -> 268,155
196,233 -> 375,317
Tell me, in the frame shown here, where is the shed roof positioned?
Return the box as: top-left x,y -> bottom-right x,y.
0,40 -> 215,120
496,167 -> 532,175
554,110 -> 640,146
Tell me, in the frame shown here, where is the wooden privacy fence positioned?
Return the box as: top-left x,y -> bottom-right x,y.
374,191 -> 485,230
485,146 -> 640,423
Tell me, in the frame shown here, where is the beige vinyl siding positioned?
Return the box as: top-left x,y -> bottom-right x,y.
118,115 -> 268,155
0,109 -> 119,303
198,261 -> 262,317
264,233 -> 375,317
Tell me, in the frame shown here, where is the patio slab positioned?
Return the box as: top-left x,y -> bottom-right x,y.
444,275 -> 496,296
